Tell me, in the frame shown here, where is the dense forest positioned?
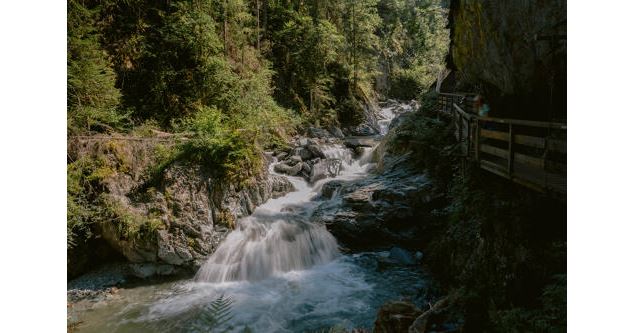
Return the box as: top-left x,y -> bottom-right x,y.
67,0 -> 448,244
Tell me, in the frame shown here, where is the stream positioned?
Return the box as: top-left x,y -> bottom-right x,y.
70,101 -> 429,332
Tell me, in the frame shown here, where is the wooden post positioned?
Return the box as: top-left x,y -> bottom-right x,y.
508,123 -> 514,176
475,119 -> 480,162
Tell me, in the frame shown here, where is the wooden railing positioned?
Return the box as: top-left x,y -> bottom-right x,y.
439,94 -> 566,195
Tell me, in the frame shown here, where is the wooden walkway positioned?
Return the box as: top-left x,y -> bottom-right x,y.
437,93 -> 566,196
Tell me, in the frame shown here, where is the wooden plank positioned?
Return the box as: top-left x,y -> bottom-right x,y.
481,129 -> 509,141
480,144 -> 509,159
453,103 -> 474,120
480,159 -> 509,178
479,116 -> 566,129
514,134 -> 545,149
514,152 -> 545,169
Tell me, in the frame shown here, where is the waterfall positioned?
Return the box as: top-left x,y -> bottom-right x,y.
196,101 -> 416,283
195,215 -> 339,282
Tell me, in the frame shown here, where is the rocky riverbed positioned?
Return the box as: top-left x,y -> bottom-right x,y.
67,100 -> 461,332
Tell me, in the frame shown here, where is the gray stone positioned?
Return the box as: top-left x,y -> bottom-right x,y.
293,147 -> 313,160
328,126 -> 345,138
274,162 -> 303,176
288,155 -> 303,165
307,144 -> 326,159
308,127 -> 332,138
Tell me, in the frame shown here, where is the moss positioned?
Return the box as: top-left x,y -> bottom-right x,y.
101,195 -> 165,243
216,209 -> 236,229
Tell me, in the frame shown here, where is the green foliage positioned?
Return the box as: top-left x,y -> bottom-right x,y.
377,0 -> 450,98
100,195 -> 164,242
191,294 -> 235,333
67,155 -> 110,248
67,0 -> 125,134
178,106 -> 260,179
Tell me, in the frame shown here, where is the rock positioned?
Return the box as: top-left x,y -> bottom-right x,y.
298,138 -> 309,146
310,159 -> 331,183
293,147 -> 313,160
328,126 -> 345,138
307,144 -> 327,159
348,124 -> 378,136
288,155 -> 303,165
130,263 -> 177,279
308,127 -> 332,138
157,230 -> 184,265
321,181 -> 344,199
274,162 -> 303,176
69,136 -> 300,277
389,247 -> 416,265
301,162 -> 312,174
314,155 -> 440,250
276,152 -> 288,160
374,301 -> 422,333
271,174 -> 295,198
344,137 -> 377,148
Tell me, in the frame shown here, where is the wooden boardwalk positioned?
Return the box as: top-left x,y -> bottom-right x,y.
437,93 -> 566,196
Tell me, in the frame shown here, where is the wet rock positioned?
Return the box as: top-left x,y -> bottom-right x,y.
329,126 -> 345,138
274,162 -> 303,176
321,181 -> 344,199
344,137 -> 376,148
293,147 -> 313,160
314,156 -> 440,250
307,144 -> 327,159
271,174 -> 295,198
374,301 -> 422,333
348,123 -> 378,136
275,151 -> 288,160
288,155 -> 303,165
301,162 -> 312,174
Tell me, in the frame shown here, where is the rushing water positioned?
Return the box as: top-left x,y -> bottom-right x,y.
71,102 -> 427,332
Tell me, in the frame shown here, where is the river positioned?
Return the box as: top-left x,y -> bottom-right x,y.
70,101 -> 429,332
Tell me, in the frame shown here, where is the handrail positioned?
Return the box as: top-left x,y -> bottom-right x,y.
444,100 -> 566,196
478,115 -> 566,129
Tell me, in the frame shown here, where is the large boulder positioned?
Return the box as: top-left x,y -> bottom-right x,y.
307,144 -> 327,159
308,127 -> 333,138
68,137 -> 297,278
328,126 -> 345,139
293,147 -> 313,161
271,174 -> 295,198
312,155 -> 441,250
274,162 -> 303,176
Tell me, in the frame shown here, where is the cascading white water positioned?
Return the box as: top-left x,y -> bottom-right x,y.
195,144 -> 372,283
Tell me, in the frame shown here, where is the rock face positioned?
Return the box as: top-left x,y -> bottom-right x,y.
68,138 -> 295,278
312,154 -> 440,250
448,0 -> 566,120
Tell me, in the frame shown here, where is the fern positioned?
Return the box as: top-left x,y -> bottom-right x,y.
190,294 -> 234,333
